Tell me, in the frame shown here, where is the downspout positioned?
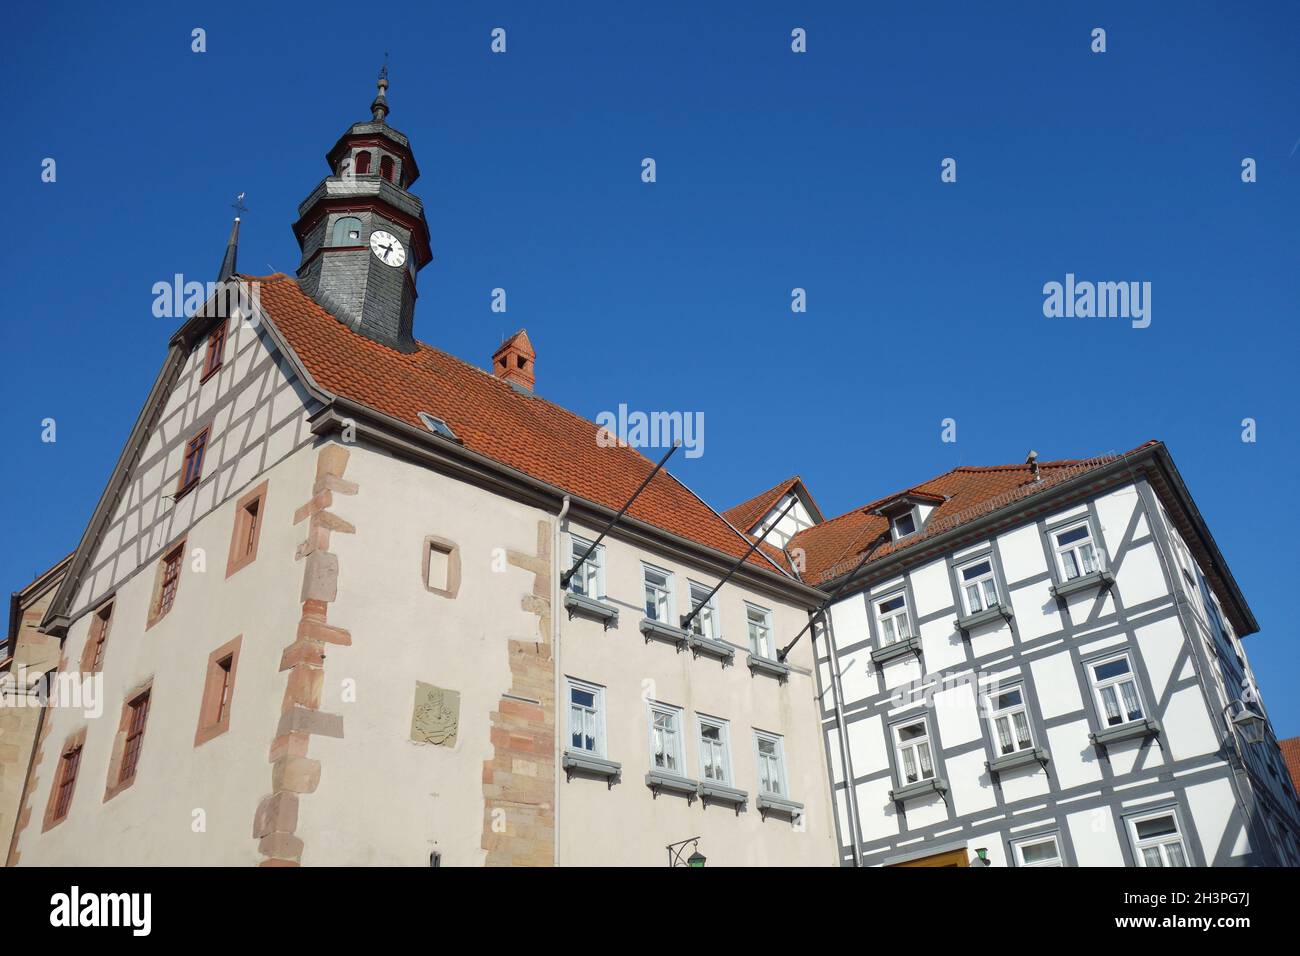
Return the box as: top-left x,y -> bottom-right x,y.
553,495 -> 571,867
820,612 -> 863,866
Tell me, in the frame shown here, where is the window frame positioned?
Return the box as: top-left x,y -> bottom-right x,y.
892,716 -> 937,787
80,599 -> 114,674
568,534 -> 605,600
647,702 -> 687,776
225,480 -> 269,578
195,635 -> 243,747
148,540 -> 186,629
754,729 -> 789,797
1087,651 -> 1148,729
697,715 -> 733,786
566,677 -> 608,758
745,602 -> 774,658
874,591 -> 913,647
687,580 -> 721,641
642,562 -> 674,624
1126,808 -> 1190,867
957,556 -> 1001,615
1052,519 -> 1103,582
1011,833 -> 1064,868
892,508 -> 919,540
984,684 -> 1036,757
176,426 -> 211,498
200,319 -> 228,381
42,727 -> 87,831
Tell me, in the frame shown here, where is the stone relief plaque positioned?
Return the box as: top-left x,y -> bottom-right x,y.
411,682 -> 460,746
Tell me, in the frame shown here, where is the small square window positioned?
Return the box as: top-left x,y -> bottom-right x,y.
755,730 -> 788,796
643,564 -> 673,622
417,412 -> 459,441
649,704 -> 685,775
569,535 -> 605,599
567,678 -> 607,758
893,511 -> 917,538
958,558 -> 1000,614
875,593 -> 911,646
1089,652 -> 1147,728
893,718 -> 935,785
746,603 -> 774,658
1127,810 -> 1188,867
698,717 -> 732,785
1053,521 -> 1101,581
1012,834 -> 1062,867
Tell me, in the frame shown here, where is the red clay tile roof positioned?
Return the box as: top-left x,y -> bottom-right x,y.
253,276 -> 791,578
790,447 -> 1158,586
1281,737 -> 1300,796
723,476 -> 802,533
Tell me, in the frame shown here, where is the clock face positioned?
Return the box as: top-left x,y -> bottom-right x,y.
369,230 -> 407,268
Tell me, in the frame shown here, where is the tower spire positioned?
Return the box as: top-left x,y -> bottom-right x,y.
370,55 -> 390,123
217,193 -> 245,282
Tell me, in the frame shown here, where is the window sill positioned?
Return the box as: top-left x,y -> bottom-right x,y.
1090,718 -> 1161,746
698,781 -> 748,810
955,604 -> 1014,635
645,770 -> 699,801
756,792 -> 804,819
562,750 -> 621,784
986,747 -> 1050,776
564,592 -> 619,630
1050,569 -> 1115,599
639,617 -> 689,647
173,480 -> 200,502
747,653 -> 791,680
199,363 -> 223,385
889,777 -> 948,803
872,634 -> 923,665
686,632 -> 735,663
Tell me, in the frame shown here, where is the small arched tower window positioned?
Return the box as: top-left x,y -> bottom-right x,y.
380,155 -> 395,183
331,217 -> 363,246
354,151 -> 371,175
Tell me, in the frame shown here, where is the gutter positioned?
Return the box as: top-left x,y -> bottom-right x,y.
553,495 -> 570,867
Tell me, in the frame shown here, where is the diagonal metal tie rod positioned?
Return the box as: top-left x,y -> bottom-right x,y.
777,532 -> 890,662
560,443 -> 679,590
678,495 -> 799,634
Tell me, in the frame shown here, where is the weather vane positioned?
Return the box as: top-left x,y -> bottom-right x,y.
379,50 -> 389,83
231,192 -> 248,216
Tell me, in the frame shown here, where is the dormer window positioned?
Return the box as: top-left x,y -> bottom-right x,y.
893,510 -> 917,539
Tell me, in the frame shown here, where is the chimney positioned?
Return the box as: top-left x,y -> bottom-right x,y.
1026,449 -> 1041,482
492,329 -> 536,391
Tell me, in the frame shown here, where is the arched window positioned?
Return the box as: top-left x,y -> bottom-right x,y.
331,217 -> 363,246
380,155 -> 395,182
354,151 -> 371,175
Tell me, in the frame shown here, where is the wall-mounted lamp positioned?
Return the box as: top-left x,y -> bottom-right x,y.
667,837 -> 706,868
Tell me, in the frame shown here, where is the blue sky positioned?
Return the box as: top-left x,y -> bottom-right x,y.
1,2 -> 1297,733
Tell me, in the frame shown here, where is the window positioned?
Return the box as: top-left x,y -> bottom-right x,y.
568,536 -> 604,599
149,543 -> 185,627
330,216 -> 363,246
120,691 -> 151,783
987,686 -> 1034,755
1089,653 -> 1146,727
688,582 -> 720,640
226,481 -> 268,578
195,635 -> 242,746
177,427 -> 210,496
1012,834 -> 1062,867
380,155 -> 395,182
649,705 -> 685,774
1127,811 -> 1188,867
354,150 -> 371,175
82,601 -> 113,674
417,412 -> 458,441
893,719 -> 935,785
420,535 -> 461,599
746,603 -> 774,658
893,511 -> 917,538
567,679 -> 607,757
201,320 -> 227,379
755,731 -> 788,796
875,593 -> 911,646
52,744 -> 82,822
698,717 -> 732,785
958,558 -> 1000,614
642,564 -> 673,623
1054,522 -> 1100,581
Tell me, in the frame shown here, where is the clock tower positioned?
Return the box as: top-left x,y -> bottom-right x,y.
293,70 -> 432,352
